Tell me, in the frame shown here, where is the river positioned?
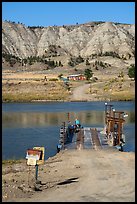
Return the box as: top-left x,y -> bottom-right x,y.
2,101 -> 135,160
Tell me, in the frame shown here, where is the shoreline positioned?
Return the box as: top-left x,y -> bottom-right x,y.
2,98 -> 135,103
2,146 -> 135,162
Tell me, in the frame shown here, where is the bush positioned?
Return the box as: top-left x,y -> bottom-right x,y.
128,64 -> 135,80
84,68 -> 93,80
68,55 -> 84,67
49,78 -> 58,81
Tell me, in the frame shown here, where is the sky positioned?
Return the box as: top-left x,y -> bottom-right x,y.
2,2 -> 135,27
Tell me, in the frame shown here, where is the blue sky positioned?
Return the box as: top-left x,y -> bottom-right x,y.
2,2 -> 135,27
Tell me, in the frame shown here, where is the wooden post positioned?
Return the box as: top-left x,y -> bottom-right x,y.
105,103 -> 107,125
112,110 -> 115,146
35,164 -> 38,181
63,122 -> 65,149
118,113 -> 121,145
67,112 -> 70,122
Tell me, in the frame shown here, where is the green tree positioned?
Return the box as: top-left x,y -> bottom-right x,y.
59,61 -> 63,67
76,55 -> 84,63
68,61 -> 74,67
55,61 -> 58,67
84,68 -> 93,80
9,58 -> 16,67
128,64 -> 135,80
48,60 -> 55,67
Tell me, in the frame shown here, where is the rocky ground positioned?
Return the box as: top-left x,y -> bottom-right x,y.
2,148 -> 135,202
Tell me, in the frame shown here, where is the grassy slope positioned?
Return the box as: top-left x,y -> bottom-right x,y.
2,65 -> 135,102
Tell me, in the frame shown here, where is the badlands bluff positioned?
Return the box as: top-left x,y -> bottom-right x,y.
2,21 -> 135,60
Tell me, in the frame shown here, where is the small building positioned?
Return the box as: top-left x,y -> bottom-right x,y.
68,74 -> 86,81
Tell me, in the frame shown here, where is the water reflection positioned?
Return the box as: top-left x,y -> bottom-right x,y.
2,111 -> 135,128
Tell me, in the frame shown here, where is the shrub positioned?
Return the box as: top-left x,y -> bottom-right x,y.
49,78 -> 58,81
84,68 -> 93,80
128,64 -> 135,80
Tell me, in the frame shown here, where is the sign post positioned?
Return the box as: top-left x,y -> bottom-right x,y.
26,147 -> 45,187
35,163 -> 38,181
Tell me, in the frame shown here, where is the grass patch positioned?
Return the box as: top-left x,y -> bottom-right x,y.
2,80 -> 70,102
110,91 -> 135,101
2,91 -> 69,102
2,159 -> 25,165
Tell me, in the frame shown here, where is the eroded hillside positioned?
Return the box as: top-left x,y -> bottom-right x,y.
2,21 -> 135,60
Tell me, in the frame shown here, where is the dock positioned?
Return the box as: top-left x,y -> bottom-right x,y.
59,126 -> 109,151
58,102 -> 127,152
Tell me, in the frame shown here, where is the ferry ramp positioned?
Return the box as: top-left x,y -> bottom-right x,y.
64,127 -> 108,150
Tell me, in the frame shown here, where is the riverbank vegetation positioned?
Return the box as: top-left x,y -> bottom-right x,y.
2,159 -> 24,165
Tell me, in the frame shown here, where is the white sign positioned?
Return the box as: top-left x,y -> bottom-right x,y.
26,154 -> 39,160
27,157 -> 37,166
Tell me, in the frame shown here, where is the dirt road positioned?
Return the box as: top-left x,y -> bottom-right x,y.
70,83 -> 93,101
2,149 -> 135,202
70,81 -> 105,101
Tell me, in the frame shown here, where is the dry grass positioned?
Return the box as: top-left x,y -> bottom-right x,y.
2,71 -> 135,102
2,159 -> 24,165
2,79 -> 70,102
109,91 -> 135,101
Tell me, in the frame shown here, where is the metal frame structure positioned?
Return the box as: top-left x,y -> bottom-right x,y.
105,103 -> 125,146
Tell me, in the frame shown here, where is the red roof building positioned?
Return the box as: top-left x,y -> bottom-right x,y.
68,74 -> 86,81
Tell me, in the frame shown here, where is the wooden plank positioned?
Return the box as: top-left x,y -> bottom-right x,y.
90,128 -> 102,150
